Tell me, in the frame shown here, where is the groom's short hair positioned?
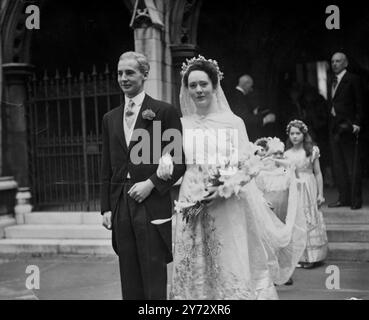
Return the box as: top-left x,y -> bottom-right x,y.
119,51 -> 150,76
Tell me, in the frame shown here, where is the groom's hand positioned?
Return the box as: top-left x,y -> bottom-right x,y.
128,179 -> 155,203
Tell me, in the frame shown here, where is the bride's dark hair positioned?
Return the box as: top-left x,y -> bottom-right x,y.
285,121 -> 315,157
183,60 -> 219,89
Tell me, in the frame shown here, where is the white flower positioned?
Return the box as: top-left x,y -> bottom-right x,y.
218,183 -> 233,198
219,166 -> 238,177
267,137 -> 285,155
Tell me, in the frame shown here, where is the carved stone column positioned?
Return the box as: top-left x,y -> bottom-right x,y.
2,63 -> 34,188
134,27 -> 166,100
169,0 -> 203,112
131,0 -> 172,102
170,44 -> 198,113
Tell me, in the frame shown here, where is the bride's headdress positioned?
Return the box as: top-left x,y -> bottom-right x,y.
181,55 -> 224,80
179,55 -> 231,116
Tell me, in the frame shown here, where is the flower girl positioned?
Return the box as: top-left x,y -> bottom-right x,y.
284,120 -> 328,268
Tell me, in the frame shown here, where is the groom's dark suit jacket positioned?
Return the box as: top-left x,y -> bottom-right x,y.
100,94 -> 186,258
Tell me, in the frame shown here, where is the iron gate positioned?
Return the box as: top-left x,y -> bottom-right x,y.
26,65 -> 122,211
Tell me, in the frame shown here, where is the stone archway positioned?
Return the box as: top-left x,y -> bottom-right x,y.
0,0 -> 134,191
1,0 -> 32,64
0,0 -> 206,187
1,0 -> 34,186
1,0 -> 134,64
169,0 -> 203,110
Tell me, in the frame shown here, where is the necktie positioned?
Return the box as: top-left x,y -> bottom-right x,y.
331,76 -> 338,116
125,100 -> 135,129
332,75 -> 338,90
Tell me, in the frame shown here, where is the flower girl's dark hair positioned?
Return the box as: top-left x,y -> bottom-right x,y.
254,137 -> 270,150
285,120 -> 315,157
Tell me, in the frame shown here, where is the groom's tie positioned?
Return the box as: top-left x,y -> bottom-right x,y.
125,99 -> 135,129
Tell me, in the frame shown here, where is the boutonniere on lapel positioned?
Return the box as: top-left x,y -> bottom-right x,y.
142,109 -> 156,121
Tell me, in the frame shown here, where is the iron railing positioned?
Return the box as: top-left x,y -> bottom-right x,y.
26,65 -> 122,211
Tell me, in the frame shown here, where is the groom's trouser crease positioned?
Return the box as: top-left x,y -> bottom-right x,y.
112,182 -> 167,299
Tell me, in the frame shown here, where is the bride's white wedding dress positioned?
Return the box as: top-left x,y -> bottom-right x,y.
170,111 -> 307,300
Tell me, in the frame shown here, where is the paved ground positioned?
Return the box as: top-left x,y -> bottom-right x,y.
1,181 -> 367,300
0,255 -> 368,300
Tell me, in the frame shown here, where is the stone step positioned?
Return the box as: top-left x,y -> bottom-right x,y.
0,216 -> 16,238
24,209 -> 369,225
4,225 -> 110,239
24,211 -> 102,225
328,242 -> 369,261
327,224 -> 369,242
0,239 -> 367,261
0,239 -> 114,255
322,207 -> 369,224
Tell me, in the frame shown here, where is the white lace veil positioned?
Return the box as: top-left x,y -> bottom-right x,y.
179,58 -> 252,159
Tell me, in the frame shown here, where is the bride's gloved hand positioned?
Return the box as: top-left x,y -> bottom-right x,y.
156,153 -> 174,181
317,194 -> 325,208
203,186 -> 220,207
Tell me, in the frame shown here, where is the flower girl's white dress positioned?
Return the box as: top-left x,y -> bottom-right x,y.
284,147 -> 328,263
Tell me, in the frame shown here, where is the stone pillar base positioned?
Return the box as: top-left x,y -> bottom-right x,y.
170,44 -> 198,112
0,176 -> 18,217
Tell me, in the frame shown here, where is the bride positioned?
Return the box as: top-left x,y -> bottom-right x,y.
158,56 -> 307,300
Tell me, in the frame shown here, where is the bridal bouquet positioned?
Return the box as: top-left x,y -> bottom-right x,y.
174,152 -> 259,224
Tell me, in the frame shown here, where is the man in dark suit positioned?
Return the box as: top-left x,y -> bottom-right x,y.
100,51 -> 186,299
327,52 -> 364,210
230,74 -> 275,142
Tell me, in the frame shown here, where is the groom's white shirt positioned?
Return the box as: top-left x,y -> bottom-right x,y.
123,90 -> 145,178
123,90 -> 145,146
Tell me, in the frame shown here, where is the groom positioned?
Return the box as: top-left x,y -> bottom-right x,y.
100,51 -> 185,299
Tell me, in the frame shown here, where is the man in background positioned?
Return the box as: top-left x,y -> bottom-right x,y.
230,74 -> 276,142
327,52 -> 363,210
